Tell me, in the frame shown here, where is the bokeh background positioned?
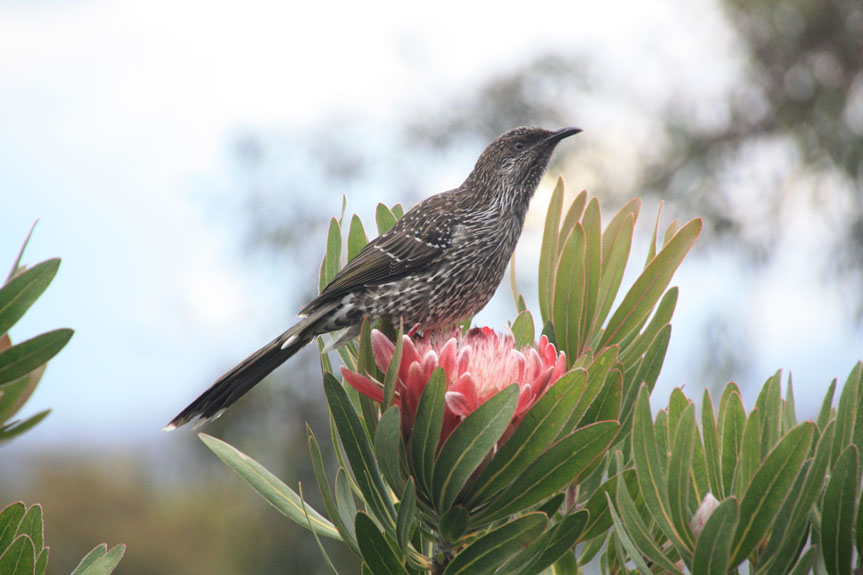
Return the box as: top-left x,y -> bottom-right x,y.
1,0 -> 861,572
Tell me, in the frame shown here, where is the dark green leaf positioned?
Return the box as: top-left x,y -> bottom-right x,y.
729,422 -> 814,568
605,494 -> 654,575
355,513 -> 408,575
579,470 -> 637,542
0,259 -> 59,338
410,368 -> 445,497
578,368 -> 622,428
538,178 -> 564,323
0,330 -> 73,387
375,406 -> 404,494
599,218 -> 700,349
475,420 -> 619,524
439,505 -> 469,543
784,374 -> 798,433
14,505 -> 42,552
737,408 -> 761,494
199,433 -> 341,539
821,445 -> 858,575
0,534 -> 34,575
510,510 -> 589,575
469,370 -> 585,506
718,389 -> 746,498
308,425 -> 359,555
553,223 -> 585,360
432,384 -> 518,512
335,468 -> 357,544
692,497 -> 738,575
443,513 -> 547,575
0,503 -> 25,553
834,362 -> 861,467
0,409 -> 51,441
701,388 -> 723,497
668,403 -> 696,549
396,479 -> 416,552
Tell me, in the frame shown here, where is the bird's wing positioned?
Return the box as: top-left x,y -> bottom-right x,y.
301,196 -> 457,313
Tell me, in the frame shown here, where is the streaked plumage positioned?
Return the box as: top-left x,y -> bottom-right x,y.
166,126 -> 580,429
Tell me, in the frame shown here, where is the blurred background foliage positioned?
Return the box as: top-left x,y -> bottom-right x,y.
1,0 -> 861,572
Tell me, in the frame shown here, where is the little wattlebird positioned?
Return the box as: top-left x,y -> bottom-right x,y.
165,126 -> 581,430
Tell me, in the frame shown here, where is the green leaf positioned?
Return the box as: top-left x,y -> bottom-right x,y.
817,378 -> 838,432
5,222 -> 38,283
718,388 -> 746,498
578,368 -> 622,428
395,479 -> 416,552
322,217 -> 342,290
538,178 -> 564,323
692,497 -> 739,575
834,363 -> 860,467
355,513 -> 408,575
199,433 -> 341,540
70,544 -> 125,575
0,329 -> 73,387
614,472 -> 685,574
0,409 -> 51,442
557,189 -> 587,258
34,548 -> 47,575
755,370 -> 782,459
0,503 -> 25,552
579,470 -> 638,542
432,384 -> 518,512
376,203 -> 398,235
375,406 -> 404,494
511,311 -> 535,348
729,422 -> 814,567
335,468 -> 357,544
578,198 -> 602,353
553,223 -> 585,360
821,445 -> 858,575
592,200 -> 639,339
439,505 -> 469,543
632,384 -> 691,562
323,374 -> 396,524
296,483 -> 340,575
383,324 -> 404,409
347,214 -> 369,262
563,349 -> 616,435
737,408 -> 761,494
14,505 -> 42,552
308,425 -> 360,555
789,548 -> 817,575
619,324 -> 671,437
784,374 -> 798,433
410,368 -> 446,497
468,370 -> 585,506
605,494 -> 653,575
701,388 -> 724,497
847,362 -> 863,461
599,218 -> 701,349
0,259 -> 59,338
668,403 -> 696,549
443,513 -> 547,575
475,420 -> 619,524
391,203 -> 404,220
509,510 -> 589,575
0,534 -> 34,575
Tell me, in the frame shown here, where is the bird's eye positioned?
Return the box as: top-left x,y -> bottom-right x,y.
514,142 -> 525,151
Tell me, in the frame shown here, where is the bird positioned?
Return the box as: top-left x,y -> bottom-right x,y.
165,126 -> 581,430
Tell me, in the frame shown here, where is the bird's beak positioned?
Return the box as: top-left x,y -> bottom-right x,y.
545,127 -> 582,144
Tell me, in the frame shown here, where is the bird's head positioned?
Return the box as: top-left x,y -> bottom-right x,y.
467,126 -> 581,206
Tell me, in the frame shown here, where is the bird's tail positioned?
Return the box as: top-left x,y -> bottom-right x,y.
164,303 -> 337,430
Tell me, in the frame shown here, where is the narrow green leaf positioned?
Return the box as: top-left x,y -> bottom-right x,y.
391,203 -> 404,220
308,425 -> 360,555
605,495 -> 653,575
375,203 -> 398,235
323,374 -> 396,524
443,513 -> 547,575
0,259 -> 60,338
347,214 -> 369,262
557,189 -> 587,257
553,223 -> 585,360
620,323 -> 671,430
511,311 -> 535,348
821,445 -> 858,575
468,370 -> 585,506
475,421 -> 619,524
433,384 -> 518,512
718,389 -> 746,497
692,497 -> 739,575
834,362 -> 861,467
0,534 -> 35,575
324,217 -> 342,288
755,370 -> 782,459
632,384 -> 691,562
817,378 -> 837,432
14,504 -> 42,552
578,368 -> 622,428
335,468 -> 357,544
562,349 -> 616,436
789,548 -> 817,575
510,509 -> 589,575
701,388 -> 724,497
614,472 -> 686,574
34,548 -> 47,575
5,222 -> 38,283
375,406 -> 404,494
599,218 -> 701,349
848,362 -> 863,463
538,179 -> 564,324
579,470 -> 638,542
440,505 -> 469,543
410,368 -> 446,497
667,387 -> 690,446
578,198 -> 602,353
0,329 -> 74,386
356,513 -> 408,575
737,408 -> 761,494
0,409 -> 51,441
383,323 -> 404,409
296,483 -> 341,575
199,433 -> 341,540
668,403 -> 696,549
0,503 -> 25,553
784,373 -> 798,432
729,422 -> 814,568
645,202 -> 663,265
592,199 -> 640,339
396,479 -> 416,552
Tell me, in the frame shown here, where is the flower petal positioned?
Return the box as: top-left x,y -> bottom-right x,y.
340,366 -> 384,403
438,338 -> 458,382
514,384 -> 534,416
371,329 -> 396,373
445,391 -> 473,417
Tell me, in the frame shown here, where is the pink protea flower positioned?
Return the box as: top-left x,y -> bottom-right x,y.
340,327 -> 567,444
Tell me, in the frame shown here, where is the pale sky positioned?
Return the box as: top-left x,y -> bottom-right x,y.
1,0 -> 860,452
